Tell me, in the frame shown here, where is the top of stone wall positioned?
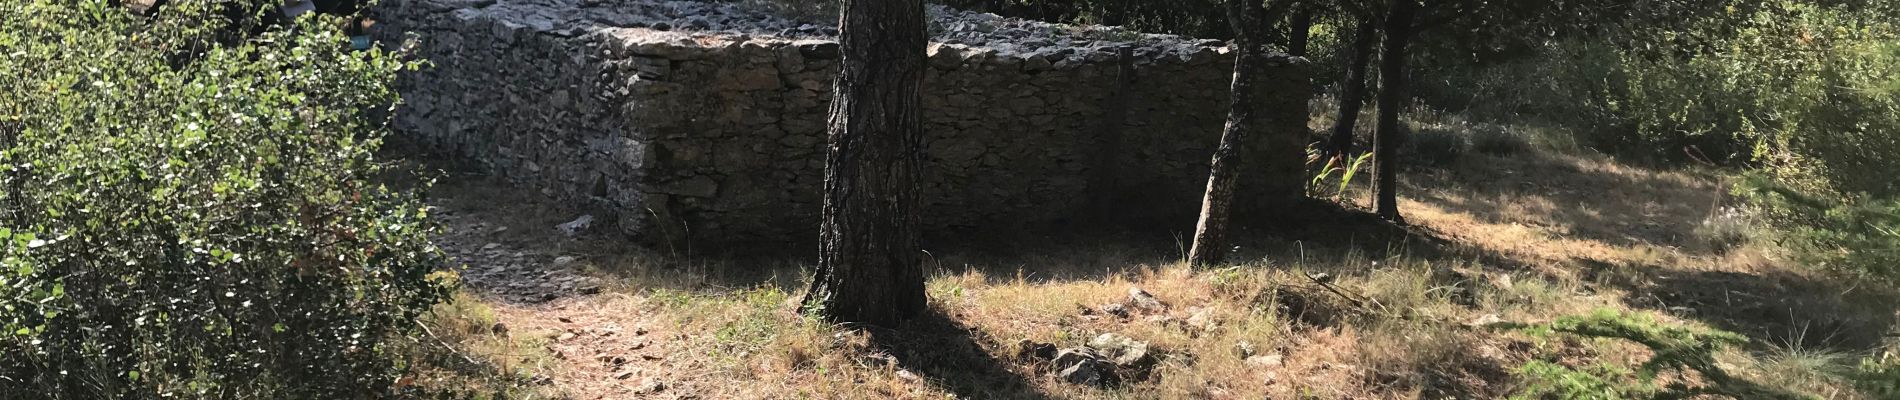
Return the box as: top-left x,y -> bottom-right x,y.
399,0 -> 1232,64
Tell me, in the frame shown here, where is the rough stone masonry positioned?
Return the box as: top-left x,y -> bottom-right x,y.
375,0 -> 1311,244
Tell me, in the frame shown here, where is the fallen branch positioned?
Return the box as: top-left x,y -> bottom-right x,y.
1304,272 -> 1372,309
416,320 -> 483,367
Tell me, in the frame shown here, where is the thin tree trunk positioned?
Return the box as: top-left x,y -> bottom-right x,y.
1329,18 -> 1376,160
1100,0 -> 1128,26
1188,0 -> 1275,267
1372,0 -> 1417,223
0,119 -> 20,227
800,0 -> 928,327
1287,6 -> 1312,57
1087,46 -> 1134,219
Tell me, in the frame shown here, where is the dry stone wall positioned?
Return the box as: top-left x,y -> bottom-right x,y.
376,0 -> 1311,243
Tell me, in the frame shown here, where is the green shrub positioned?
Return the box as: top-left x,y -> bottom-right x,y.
1418,2 -> 1899,169
1638,3 -> 1900,284
0,1 -> 449,398
1738,174 -> 1900,283
930,0 -> 1232,39
1855,357 -> 1900,398
1660,3 -> 1900,191
1727,4 -> 1900,284
1419,2 -> 1899,282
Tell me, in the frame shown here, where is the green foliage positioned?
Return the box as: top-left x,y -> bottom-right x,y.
1854,356 -> 1900,398
1513,360 -> 1656,400
1727,3 -> 1900,285
1417,2 -> 1900,167
1546,310 -> 1746,382
1634,2 -> 1898,174
1306,147 -> 1373,200
1738,174 -> 1900,283
1412,1 -> 1900,283
0,1 -> 449,398
1673,3 -> 1900,283
931,0 -> 1234,39
1510,309 -> 1812,400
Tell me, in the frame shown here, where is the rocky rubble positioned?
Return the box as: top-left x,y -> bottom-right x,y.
1033,287 -> 1305,388
435,208 -> 604,303
1021,333 -> 1160,388
390,0 -> 1221,63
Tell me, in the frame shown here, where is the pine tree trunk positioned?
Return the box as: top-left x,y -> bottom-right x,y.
1188,0 -> 1274,267
1287,7 -> 1312,57
1328,18 -> 1376,160
800,0 -> 929,327
1372,0 -> 1416,223
1101,0 -> 1128,26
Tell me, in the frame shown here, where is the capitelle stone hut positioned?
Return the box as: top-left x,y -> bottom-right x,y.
375,0 -> 1311,243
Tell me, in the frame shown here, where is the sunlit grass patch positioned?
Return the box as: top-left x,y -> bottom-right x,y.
402,291 -> 565,399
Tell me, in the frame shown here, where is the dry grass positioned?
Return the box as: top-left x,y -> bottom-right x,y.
400,291 -> 566,399
399,117 -> 1898,399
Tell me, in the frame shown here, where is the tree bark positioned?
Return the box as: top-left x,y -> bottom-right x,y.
800,0 -> 929,327
1286,6 -> 1312,57
1372,0 -> 1417,223
1100,0 -> 1128,26
1187,0 -> 1275,267
1086,46 -> 1134,219
1328,17 -> 1377,160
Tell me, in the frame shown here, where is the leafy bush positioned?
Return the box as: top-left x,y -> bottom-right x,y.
1727,4 -> 1900,284
1627,3 -> 1900,284
1421,2 -> 1899,282
1688,3 -> 1900,285
1855,357 -> 1900,398
1418,2 -> 1899,168
930,0 -> 1232,39
1738,174 -> 1900,283
0,1 -> 449,398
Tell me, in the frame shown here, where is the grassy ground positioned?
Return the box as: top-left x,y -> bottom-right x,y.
397,117 -> 1899,399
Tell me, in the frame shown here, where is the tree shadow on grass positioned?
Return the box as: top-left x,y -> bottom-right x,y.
863,308 -> 1052,400
1226,199 -> 1545,277
415,160 -> 1553,310
1402,150 -> 1725,253
1603,263 -> 1900,352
